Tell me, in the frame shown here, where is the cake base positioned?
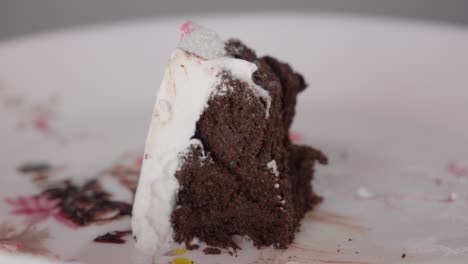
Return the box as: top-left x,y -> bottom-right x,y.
172,144 -> 327,249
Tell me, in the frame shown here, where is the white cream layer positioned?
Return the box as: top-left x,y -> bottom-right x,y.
131,48 -> 270,253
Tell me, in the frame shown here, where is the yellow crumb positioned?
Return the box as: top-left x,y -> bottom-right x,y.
173,248 -> 188,255
172,257 -> 193,264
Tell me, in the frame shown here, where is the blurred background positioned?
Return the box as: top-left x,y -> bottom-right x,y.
1,0 -> 468,41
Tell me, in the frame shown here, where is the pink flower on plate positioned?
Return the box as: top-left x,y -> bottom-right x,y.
32,116 -> 50,133
0,243 -> 20,253
4,194 -> 78,229
289,131 -> 302,143
448,162 -> 468,178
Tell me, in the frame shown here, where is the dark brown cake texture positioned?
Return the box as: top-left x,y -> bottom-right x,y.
171,40 -> 327,249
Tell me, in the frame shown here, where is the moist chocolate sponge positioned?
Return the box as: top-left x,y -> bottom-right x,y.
171,40 -> 327,249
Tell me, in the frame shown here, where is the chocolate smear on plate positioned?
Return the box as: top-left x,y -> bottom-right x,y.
94,230 -> 132,244
42,180 -> 132,226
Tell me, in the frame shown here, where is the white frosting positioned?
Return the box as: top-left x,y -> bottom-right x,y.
132,23 -> 273,253
267,160 -> 279,176
180,22 -> 271,116
178,22 -> 226,60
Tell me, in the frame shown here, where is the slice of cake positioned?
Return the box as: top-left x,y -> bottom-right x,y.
132,22 -> 327,253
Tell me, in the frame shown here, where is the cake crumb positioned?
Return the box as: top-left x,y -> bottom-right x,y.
348,238 -> 352,242
203,247 -> 221,255
401,253 -> 406,258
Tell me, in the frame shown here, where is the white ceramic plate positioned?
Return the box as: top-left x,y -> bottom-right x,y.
1,14 -> 468,264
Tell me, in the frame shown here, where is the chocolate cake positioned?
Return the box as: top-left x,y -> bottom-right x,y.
132,22 -> 327,253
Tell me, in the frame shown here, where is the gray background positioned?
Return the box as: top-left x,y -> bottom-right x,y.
1,0 -> 468,41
